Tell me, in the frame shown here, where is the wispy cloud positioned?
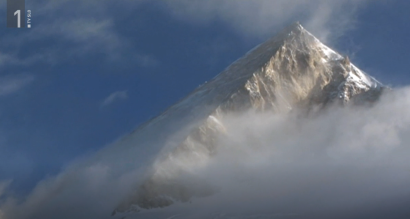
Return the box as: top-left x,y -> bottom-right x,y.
0,0 -> 367,70
101,91 -> 128,107
0,53 -> 15,67
0,74 -> 34,96
134,54 -> 160,68
6,10 -> 124,59
162,0 -> 367,43
0,180 -> 12,197
0,0 -> 156,68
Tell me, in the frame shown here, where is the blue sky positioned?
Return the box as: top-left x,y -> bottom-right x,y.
0,0 -> 409,195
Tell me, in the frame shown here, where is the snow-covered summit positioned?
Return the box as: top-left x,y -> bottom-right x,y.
113,22 -> 385,214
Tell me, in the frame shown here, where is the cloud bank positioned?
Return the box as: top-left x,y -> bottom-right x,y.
1,85 -> 410,219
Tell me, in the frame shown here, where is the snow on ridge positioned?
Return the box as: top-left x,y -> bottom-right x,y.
114,22 -> 386,213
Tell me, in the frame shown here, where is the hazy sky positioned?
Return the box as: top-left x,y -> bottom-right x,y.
0,1 -> 409,218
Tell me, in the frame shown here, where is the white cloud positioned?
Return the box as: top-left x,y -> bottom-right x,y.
163,0 -> 367,43
1,86 -> 410,218
8,12 -> 123,59
0,51 -> 49,68
0,0 -> 154,67
101,91 -> 128,107
0,0 -> 368,69
26,17 -> 123,56
0,74 -> 34,96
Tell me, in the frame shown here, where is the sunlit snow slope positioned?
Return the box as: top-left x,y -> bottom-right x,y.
114,22 -> 385,213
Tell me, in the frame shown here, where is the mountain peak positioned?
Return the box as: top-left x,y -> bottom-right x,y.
114,22 -> 385,213
284,21 -> 304,33
270,21 -> 305,42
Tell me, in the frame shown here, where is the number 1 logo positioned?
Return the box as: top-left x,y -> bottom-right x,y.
14,10 -> 21,28
7,0 -> 25,28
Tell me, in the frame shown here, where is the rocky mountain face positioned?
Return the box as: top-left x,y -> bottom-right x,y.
114,22 -> 385,213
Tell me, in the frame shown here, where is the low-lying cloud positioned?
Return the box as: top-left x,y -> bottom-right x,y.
1,86 -> 410,219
